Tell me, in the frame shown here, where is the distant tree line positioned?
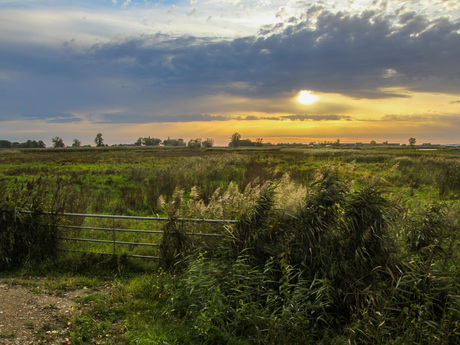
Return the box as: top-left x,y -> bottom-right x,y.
0,139 -> 46,149
0,135 -> 215,149
1,134 -> 421,149
134,137 -> 214,148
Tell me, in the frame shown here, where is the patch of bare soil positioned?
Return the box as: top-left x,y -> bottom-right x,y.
0,279 -> 84,345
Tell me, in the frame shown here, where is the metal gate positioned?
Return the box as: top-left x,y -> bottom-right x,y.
24,211 -> 237,260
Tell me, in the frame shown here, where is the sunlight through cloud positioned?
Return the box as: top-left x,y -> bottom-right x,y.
297,90 -> 319,105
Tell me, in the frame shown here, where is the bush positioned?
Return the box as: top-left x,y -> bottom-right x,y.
164,168 -> 460,344
0,182 -> 60,269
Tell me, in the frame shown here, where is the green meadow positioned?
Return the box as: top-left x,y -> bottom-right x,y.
1,145 -> 460,344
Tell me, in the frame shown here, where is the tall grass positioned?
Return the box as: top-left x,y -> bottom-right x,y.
393,156 -> 460,197
0,180 -> 60,269
164,167 -> 460,344
2,147 -> 460,218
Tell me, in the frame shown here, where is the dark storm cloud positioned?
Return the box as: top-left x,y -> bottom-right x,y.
87,7 -> 458,99
1,5 -> 459,122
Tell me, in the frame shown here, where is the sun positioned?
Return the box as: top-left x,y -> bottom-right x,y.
297,90 -> 319,105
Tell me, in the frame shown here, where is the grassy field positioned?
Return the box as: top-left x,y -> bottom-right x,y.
1,145 -> 460,344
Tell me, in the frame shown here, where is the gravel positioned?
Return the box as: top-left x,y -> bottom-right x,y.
0,279 -> 78,345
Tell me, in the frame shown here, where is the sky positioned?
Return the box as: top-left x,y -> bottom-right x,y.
0,0 -> 459,146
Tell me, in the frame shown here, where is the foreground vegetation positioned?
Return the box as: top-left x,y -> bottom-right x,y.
1,146 -> 460,344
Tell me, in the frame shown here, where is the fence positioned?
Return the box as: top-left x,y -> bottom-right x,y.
22,211 -> 238,260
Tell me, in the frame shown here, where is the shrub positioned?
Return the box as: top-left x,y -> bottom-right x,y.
164,167 -> 460,344
0,183 -> 59,269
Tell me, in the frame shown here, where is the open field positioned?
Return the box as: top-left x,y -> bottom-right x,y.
1,146 -> 460,344
1,145 -> 459,214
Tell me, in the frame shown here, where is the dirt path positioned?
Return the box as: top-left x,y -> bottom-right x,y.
0,279 -> 78,345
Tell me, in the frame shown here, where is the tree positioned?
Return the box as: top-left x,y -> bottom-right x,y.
229,132 -> 242,148
409,137 -> 416,146
0,140 -> 12,148
16,140 -> 42,148
239,139 -> 255,147
94,133 -> 104,147
143,137 -> 162,146
202,138 -> 214,148
188,138 -> 202,148
163,137 -> 174,146
255,138 -> 264,147
51,137 -> 65,148
163,137 -> 186,147
72,139 -> 81,147
370,140 -> 377,146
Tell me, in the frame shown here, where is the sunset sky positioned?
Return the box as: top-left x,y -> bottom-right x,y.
1,0 -> 459,146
